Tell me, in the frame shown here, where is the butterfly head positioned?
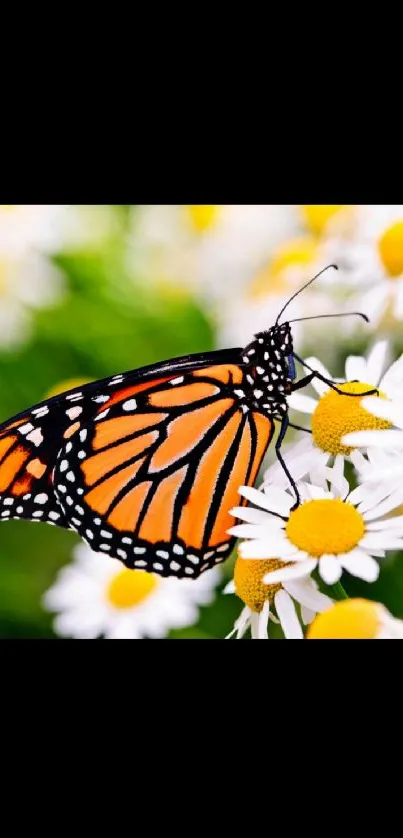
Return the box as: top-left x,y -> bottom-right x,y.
241,323 -> 294,415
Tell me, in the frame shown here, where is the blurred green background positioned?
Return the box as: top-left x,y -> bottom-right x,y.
1,204 -> 403,638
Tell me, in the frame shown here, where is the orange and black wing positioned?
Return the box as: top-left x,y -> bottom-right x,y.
53,360 -> 274,578
0,349 -> 243,529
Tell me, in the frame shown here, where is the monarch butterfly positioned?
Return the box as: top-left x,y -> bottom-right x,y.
0,267 -> 374,578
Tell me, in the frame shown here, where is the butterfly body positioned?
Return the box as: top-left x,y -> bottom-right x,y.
0,324 -> 296,578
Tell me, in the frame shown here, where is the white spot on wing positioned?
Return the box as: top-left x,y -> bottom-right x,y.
35,493 -> 48,505
66,406 -> 82,420
122,399 -> 137,412
27,428 -> 44,447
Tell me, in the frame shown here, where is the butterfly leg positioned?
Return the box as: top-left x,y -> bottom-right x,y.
288,422 -> 312,434
275,414 -> 300,509
292,353 -> 378,398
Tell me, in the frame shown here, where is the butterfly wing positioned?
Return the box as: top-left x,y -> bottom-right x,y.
0,349 -> 241,528
53,358 -> 274,577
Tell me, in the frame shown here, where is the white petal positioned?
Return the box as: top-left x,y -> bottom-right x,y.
360,396 -> 403,428
302,357 -> 332,397
318,554 -> 342,584
356,481 -> 398,513
339,550 -> 379,582
284,577 -> 333,612
366,341 -> 389,386
274,590 -> 303,639
287,393 -> 318,413
381,354 -> 403,399
223,580 -> 236,595
349,449 -> 370,474
226,606 -> 251,639
394,280 -> 403,319
345,355 -> 368,383
257,600 -> 270,639
301,606 -> 316,625
329,455 -> 349,497
343,429 -> 403,449
263,559 -> 317,584
239,535 -> 295,559
238,484 -> 293,516
365,515 -> 403,530
228,523 -> 284,539
360,531 -> 403,549
229,506 -> 273,525
363,488 -> 403,520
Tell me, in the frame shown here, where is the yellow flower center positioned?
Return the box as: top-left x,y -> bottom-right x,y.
286,498 -> 364,556
307,598 -> 381,639
312,381 -> 391,456
250,236 -> 318,298
45,377 -> 92,399
107,568 -> 158,609
378,221 -> 403,277
185,205 -> 220,232
234,556 -> 289,612
301,205 -> 345,235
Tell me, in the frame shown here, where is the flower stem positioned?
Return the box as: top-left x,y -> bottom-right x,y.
313,569 -> 349,601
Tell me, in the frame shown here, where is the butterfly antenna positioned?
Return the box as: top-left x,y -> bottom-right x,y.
288,311 -> 369,325
275,264 -> 338,325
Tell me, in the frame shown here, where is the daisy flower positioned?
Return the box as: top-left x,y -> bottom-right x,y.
224,553 -> 332,640
306,599 -> 403,640
264,341 -> 403,491
228,480 -> 403,588
323,205 -> 403,327
43,544 -> 220,640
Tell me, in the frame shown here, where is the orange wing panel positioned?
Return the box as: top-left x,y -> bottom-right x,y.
0,435 -> 17,463
101,377 -> 173,412
107,481 -> 152,531
84,458 -> 146,515
148,398 -> 234,472
81,431 -> 158,487
177,412 -> 242,549
93,413 -> 167,451
138,466 -> 188,543
192,364 -> 244,385
0,446 -> 30,492
209,418 -> 253,546
149,382 -> 219,408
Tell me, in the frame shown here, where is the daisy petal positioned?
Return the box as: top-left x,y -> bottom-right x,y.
394,280 -> 403,319
227,523 -> 283,539
345,355 -> 368,383
302,357 -> 332,397
301,606 -> 316,625
257,600 -> 270,639
274,590 -> 303,639
363,488 -> 403,520
223,580 -> 236,595
339,550 -> 379,582
239,535 -> 295,559
287,393 -> 318,414
318,554 -> 342,584
284,577 -> 333,612
343,429 -> 403,448
238,485 -> 292,516
365,515 -> 403,530
361,396 -> 403,428
381,354 -> 403,399
366,340 -> 389,386
262,559 -> 317,584
229,506 -> 273,524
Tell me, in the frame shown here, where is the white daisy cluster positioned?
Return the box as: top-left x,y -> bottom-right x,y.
225,340 -> 403,640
